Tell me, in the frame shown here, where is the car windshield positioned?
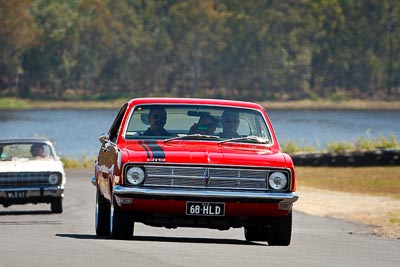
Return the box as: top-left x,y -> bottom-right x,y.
0,143 -> 54,161
124,105 -> 272,143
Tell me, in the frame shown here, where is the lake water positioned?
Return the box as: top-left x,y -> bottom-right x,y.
1,109 -> 399,157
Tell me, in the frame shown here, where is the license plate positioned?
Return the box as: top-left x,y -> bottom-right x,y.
6,191 -> 26,199
186,202 -> 225,216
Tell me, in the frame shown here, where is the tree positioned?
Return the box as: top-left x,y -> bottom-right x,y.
22,0 -> 78,98
0,0 -> 40,96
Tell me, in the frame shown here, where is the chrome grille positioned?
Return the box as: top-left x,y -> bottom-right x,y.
0,172 -> 51,188
143,166 -> 270,191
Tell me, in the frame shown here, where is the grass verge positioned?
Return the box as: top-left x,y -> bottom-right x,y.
296,166 -> 400,200
0,97 -> 127,110
1,97 -> 400,110
296,166 -> 400,238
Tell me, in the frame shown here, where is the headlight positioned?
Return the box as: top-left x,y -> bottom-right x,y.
268,172 -> 288,190
126,167 -> 145,185
48,173 -> 60,185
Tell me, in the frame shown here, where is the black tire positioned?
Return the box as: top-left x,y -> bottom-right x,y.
110,194 -> 134,240
267,211 -> 292,246
51,197 -> 63,213
244,225 -> 268,242
95,187 -> 110,236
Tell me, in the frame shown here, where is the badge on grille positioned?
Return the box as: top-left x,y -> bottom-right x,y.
203,168 -> 210,187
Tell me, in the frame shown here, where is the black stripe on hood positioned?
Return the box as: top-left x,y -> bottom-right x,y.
139,140 -> 166,161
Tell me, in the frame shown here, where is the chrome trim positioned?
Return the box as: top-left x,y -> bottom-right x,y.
123,164 -> 293,192
0,172 -> 63,187
0,186 -> 64,198
91,176 -> 96,186
113,185 -> 299,202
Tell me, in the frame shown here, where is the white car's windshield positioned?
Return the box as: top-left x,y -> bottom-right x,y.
124,105 -> 272,143
0,143 -> 54,161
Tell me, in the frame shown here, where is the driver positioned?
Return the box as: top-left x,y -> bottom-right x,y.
30,143 -> 47,158
142,106 -> 173,136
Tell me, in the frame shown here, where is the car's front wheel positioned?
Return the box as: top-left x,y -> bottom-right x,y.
110,194 -> 134,240
95,187 -> 110,236
51,197 -> 63,213
267,211 -> 292,246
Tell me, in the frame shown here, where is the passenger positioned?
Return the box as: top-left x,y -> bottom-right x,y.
189,114 -> 217,135
142,106 -> 173,136
218,110 -> 240,138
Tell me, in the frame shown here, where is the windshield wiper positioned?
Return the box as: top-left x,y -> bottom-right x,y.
218,135 -> 270,144
164,134 -> 221,143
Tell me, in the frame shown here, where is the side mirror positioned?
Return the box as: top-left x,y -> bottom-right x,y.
98,133 -> 109,144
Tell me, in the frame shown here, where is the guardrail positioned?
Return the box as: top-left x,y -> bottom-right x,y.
291,149 -> 400,167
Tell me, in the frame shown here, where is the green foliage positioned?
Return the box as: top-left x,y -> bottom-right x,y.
1,0 -> 400,100
61,154 -> 95,169
0,0 -> 41,91
0,97 -> 29,109
356,135 -> 399,150
326,141 -> 355,153
389,212 -> 400,226
284,134 -> 400,154
329,90 -> 351,102
355,136 -> 377,151
281,140 -> 317,153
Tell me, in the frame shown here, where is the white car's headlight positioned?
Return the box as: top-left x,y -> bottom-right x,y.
268,172 -> 288,190
126,167 -> 145,185
48,173 -> 60,185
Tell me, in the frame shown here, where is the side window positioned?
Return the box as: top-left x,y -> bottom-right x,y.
109,104 -> 128,142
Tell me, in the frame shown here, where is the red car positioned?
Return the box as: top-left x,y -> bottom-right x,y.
92,98 -> 298,245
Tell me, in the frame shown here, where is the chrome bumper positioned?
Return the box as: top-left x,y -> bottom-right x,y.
113,185 -> 299,203
0,186 -> 64,198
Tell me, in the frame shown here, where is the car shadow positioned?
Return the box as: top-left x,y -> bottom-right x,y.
0,210 -> 52,216
56,233 -> 267,246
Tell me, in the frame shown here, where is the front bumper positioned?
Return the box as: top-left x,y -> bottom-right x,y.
0,186 -> 64,204
113,185 -> 298,210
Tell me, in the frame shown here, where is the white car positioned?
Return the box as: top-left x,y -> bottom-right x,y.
0,138 -> 66,213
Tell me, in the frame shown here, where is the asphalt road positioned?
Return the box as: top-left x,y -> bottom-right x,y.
1,169 -> 399,267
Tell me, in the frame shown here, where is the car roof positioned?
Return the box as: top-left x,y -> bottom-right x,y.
0,137 -> 53,145
127,97 -> 264,110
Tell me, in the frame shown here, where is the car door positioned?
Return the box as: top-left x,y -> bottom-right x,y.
97,104 -> 127,201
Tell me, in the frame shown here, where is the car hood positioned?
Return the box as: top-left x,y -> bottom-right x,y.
124,140 -> 288,168
0,159 -> 65,173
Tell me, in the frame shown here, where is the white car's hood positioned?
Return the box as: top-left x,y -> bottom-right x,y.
0,159 -> 65,173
